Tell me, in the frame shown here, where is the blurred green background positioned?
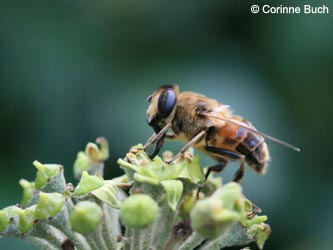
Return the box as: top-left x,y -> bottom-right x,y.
0,0 -> 332,249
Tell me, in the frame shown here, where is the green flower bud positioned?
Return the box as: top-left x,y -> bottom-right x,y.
73,151 -> 90,178
34,161 -> 62,189
0,211 -> 8,232
36,192 -> 65,220
0,206 -> 19,232
212,182 -> 242,211
19,179 -> 35,207
70,201 -> 103,234
18,206 -> 36,234
73,138 -> 109,179
190,197 -> 241,239
120,194 -> 158,228
73,171 -> 104,196
247,223 -> 271,249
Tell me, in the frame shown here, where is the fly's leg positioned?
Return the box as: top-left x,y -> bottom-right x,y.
204,159 -> 228,181
247,202 -> 262,219
232,160 -> 245,182
205,146 -> 246,182
148,137 -> 166,159
149,132 -> 176,159
196,159 -> 228,199
196,146 -> 246,199
143,123 -> 171,158
143,123 -> 171,150
167,130 -> 206,164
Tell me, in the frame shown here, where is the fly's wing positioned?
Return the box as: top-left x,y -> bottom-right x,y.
201,110 -> 300,152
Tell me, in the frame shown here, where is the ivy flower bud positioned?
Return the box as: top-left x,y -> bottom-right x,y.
120,194 -> 158,228
19,179 -> 35,207
0,211 -> 8,232
212,182 -> 242,211
0,206 -> 19,232
35,192 -> 65,220
247,223 -> 271,249
33,161 -> 63,190
190,197 -> 241,239
73,152 -> 90,178
18,206 -> 36,234
70,201 -> 103,234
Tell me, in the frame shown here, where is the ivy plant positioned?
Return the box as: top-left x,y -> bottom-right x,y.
0,138 -> 270,250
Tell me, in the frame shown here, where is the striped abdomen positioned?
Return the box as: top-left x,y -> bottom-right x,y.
206,122 -> 270,174
236,130 -> 269,174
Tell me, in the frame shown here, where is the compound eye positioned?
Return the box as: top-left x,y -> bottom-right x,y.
158,89 -> 177,118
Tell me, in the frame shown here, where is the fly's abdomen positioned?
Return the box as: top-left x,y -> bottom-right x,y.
235,130 -> 270,174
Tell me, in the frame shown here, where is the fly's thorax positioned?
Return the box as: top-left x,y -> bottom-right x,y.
171,104 -> 210,139
171,92 -> 221,137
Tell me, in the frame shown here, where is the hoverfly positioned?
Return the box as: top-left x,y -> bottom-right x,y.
144,85 -> 299,182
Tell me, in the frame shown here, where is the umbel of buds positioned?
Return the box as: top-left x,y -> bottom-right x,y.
0,138 -> 270,250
